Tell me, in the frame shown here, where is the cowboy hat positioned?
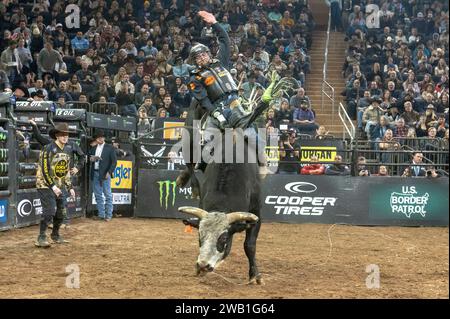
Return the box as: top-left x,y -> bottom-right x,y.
49,122 -> 71,139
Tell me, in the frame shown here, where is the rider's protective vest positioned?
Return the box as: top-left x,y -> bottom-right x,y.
188,59 -> 238,105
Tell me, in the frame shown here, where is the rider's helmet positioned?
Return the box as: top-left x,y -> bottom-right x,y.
189,43 -> 210,64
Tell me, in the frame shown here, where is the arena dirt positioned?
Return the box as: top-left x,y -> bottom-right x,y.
0,218 -> 447,298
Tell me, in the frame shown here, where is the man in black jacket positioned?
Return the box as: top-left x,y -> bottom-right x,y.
89,130 -> 117,221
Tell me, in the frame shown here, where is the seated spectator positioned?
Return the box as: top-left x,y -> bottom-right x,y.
265,108 -> 277,130
300,155 -> 325,175
275,100 -> 292,127
400,101 -> 420,127
325,155 -> 350,176
425,105 -> 439,127
373,165 -> 390,177
161,94 -> 180,118
393,118 -> 409,138
172,57 -> 190,80
357,156 -> 370,177
370,115 -> 393,143
180,110 -> 189,119
173,83 -> 191,110
289,87 -> 311,110
66,74 -> 82,96
134,83 -> 151,106
71,32 -> 90,54
345,79 -> 365,119
293,102 -> 318,135
435,114 -> 448,138
315,125 -> 330,140
414,114 -> 428,138
241,72 -> 264,100
140,96 -> 157,117
115,74 -> 135,95
278,130 -> 300,175
362,96 -> 384,138
137,106 -> 152,138
379,129 -> 401,163
402,152 -> 427,177
75,61 -> 97,93
115,81 -> 137,117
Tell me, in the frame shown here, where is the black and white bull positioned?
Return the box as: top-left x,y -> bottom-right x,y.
178,103 -> 268,285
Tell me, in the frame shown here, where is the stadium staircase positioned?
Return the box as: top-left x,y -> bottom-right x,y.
306,30 -> 348,137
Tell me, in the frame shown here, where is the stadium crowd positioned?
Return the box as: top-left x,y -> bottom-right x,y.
0,0 -> 316,138
338,0 -> 449,147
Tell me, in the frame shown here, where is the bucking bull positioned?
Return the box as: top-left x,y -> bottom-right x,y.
175,78 -> 278,285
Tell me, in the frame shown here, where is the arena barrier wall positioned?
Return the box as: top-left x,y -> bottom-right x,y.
135,169 -> 449,227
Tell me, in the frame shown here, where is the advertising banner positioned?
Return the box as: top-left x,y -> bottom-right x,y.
368,178 -> 449,226
15,189 -> 42,227
298,140 -> 345,163
135,170 -> 449,226
135,169 -> 196,219
0,199 -> 9,229
86,112 -> 136,131
111,160 -> 133,189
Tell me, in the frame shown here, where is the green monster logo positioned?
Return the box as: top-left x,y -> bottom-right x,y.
157,180 -> 177,209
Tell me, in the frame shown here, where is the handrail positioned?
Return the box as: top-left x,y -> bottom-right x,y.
321,5 -> 336,125
338,102 -> 355,141
323,5 -> 332,82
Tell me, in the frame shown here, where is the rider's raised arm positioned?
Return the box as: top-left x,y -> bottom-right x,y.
212,22 -> 231,70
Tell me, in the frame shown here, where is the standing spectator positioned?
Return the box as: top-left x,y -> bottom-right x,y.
326,0 -> 342,32
278,130 -> 300,175
37,41 -> 63,79
0,39 -> 21,84
89,130 -> 117,221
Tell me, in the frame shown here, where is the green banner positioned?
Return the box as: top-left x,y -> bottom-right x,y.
369,181 -> 449,222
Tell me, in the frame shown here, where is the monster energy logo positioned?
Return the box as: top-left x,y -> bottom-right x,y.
157,180 -> 177,209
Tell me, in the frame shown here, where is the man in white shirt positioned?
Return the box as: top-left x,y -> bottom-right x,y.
89,131 -> 117,221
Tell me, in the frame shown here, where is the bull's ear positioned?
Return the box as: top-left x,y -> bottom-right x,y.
229,221 -> 257,234
183,217 -> 200,229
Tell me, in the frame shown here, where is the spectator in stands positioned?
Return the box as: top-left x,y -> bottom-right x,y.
161,94 -> 180,118
71,32 -> 90,54
373,165 -> 390,177
300,155 -> 325,175
116,81 -> 136,117
370,115 -> 393,145
357,156 -> 370,177
134,83 -> 150,107
425,105 -> 439,127
114,73 -> 134,95
293,101 -> 318,135
173,83 -> 191,110
140,96 -> 157,118
66,74 -> 82,96
290,87 -> 311,110
436,114 -> 448,138
276,99 -> 293,127
386,105 -> 401,123
265,108 -> 277,131
402,152 -> 427,177
394,118 -> 409,138
325,155 -> 350,176
400,101 -> 420,127
379,129 -> 401,163
315,125 -> 330,140
362,96 -> 384,138
137,106 -> 152,138
345,79 -> 364,119
278,129 -> 300,175
37,41 -> 63,79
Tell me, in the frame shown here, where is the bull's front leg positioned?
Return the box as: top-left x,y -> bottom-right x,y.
244,220 -> 263,285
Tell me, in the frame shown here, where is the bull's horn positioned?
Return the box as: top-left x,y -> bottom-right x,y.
178,206 -> 208,219
226,212 -> 259,224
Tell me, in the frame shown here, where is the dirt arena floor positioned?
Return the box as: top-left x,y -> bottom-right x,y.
0,217 -> 448,299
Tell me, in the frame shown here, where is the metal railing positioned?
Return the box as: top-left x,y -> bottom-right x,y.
338,102 -> 355,140
320,6 -> 336,125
